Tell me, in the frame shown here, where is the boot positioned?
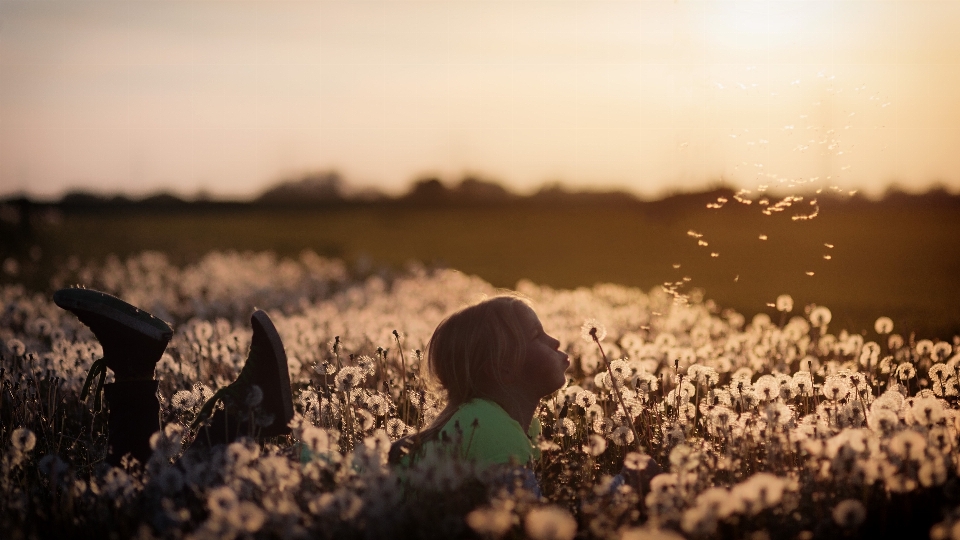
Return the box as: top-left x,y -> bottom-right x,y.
54,287 -> 172,465
194,310 -> 293,444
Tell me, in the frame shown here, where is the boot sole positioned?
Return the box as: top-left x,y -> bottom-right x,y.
251,310 -> 294,436
53,288 -> 173,344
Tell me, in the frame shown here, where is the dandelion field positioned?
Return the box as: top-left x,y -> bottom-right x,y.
2,247 -> 960,540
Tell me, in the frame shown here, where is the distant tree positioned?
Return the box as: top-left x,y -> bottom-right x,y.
403,177 -> 451,203
257,172 -> 345,204
59,191 -> 111,206
452,176 -> 515,202
139,193 -> 187,207
402,175 -> 515,204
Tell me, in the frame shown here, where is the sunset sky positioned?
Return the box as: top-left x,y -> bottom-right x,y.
1,0 -> 958,199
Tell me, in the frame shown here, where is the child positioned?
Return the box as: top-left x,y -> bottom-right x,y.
390,294 -> 661,495
390,295 -> 569,468
54,287 -> 294,466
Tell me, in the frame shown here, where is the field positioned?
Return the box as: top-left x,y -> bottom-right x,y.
4,189 -> 960,338
2,190 -> 960,539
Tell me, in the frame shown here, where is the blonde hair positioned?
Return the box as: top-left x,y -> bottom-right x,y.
418,294 -> 532,443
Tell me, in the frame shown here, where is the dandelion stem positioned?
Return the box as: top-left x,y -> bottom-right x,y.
394,331 -> 409,424
591,332 -> 642,452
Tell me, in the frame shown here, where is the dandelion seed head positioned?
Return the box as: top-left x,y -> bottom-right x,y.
754,375 -> 781,402
316,361 -> 337,375
593,417 -> 613,436
775,295 -> 794,313
467,506 -> 514,538
832,499 -> 866,528
6,339 -> 26,356
524,506 -> 577,540
334,366 -> 365,392
231,501 -> 266,533
888,430 -> 926,460
582,434 -> 607,456
875,317 -> 894,334
11,427 -> 36,453
575,390 -> 597,409
207,486 -> 239,516
581,319 -> 607,342
932,342 -> 952,360
810,306 -> 833,327
610,425 -> 635,446
914,340 -> 934,358
896,363 -> 917,381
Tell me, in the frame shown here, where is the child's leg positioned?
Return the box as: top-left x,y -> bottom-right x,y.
54,288 -> 173,466
193,309 -> 294,447
55,288 -> 294,461
103,380 -> 161,466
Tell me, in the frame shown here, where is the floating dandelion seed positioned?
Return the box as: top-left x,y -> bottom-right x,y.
698,240 -> 709,247
711,253 -> 719,258
672,263 -> 681,269
805,271 -> 815,276
823,255 -> 832,260
759,234 -> 768,240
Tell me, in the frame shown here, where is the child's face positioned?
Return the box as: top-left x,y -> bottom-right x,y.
508,305 -> 570,399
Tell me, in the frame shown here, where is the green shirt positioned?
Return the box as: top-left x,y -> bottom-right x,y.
427,398 -> 542,467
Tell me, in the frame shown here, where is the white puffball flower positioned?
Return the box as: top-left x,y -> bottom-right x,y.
832,499 -> 866,529
809,306 -> 832,326
524,505 -> 577,540
581,319 -> 607,343
467,506 -> 514,539
582,434 -> 607,457
207,485 -> 239,516
874,317 -> 894,334
11,428 -> 36,453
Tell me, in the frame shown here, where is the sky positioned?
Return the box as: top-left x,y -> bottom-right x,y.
1,0 -> 958,200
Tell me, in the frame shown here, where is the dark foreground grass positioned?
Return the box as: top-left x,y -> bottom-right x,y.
2,191 -> 959,339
